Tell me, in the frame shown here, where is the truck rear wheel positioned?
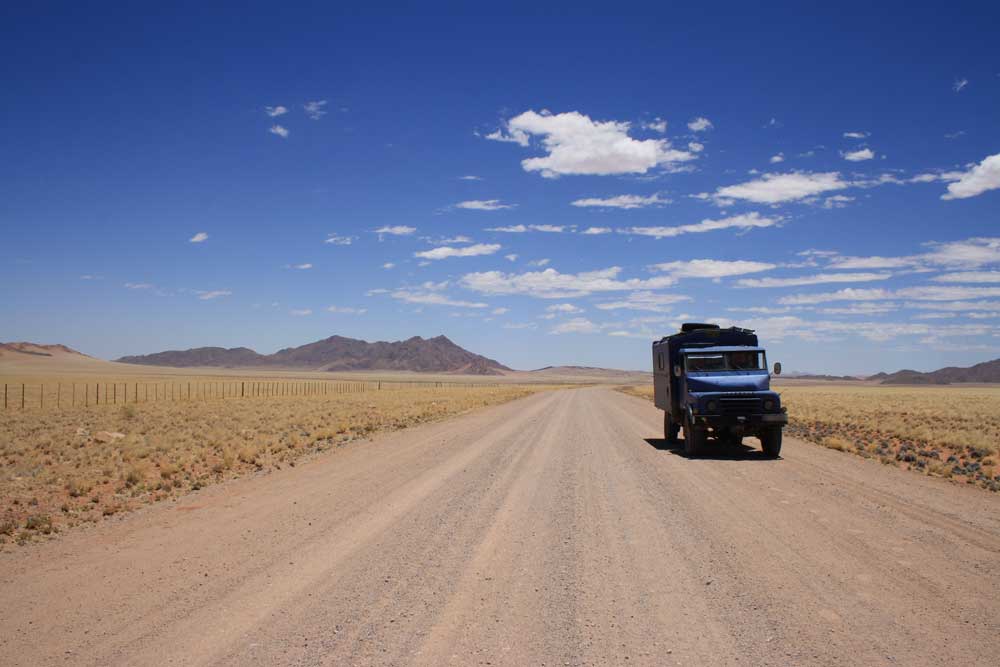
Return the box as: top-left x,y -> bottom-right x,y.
684,415 -> 706,457
664,411 -> 680,444
760,428 -> 782,458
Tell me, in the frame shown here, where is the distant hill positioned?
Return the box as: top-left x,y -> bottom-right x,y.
0,342 -> 90,358
116,335 -> 511,375
873,358 -> 1000,385
782,373 -> 864,381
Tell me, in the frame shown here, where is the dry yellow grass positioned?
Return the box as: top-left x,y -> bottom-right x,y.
0,381 -> 557,546
617,383 -> 1000,492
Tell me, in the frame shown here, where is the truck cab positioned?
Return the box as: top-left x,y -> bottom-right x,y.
652,323 -> 787,457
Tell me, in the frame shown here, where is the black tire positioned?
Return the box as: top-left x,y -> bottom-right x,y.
664,411 -> 680,444
760,428 -> 782,458
684,415 -> 706,457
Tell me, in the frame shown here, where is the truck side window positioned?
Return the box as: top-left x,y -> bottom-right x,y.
657,352 -> 664,370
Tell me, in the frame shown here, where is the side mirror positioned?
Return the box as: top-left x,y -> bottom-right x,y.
673,365 -> 682,377
773,362 -> 782,376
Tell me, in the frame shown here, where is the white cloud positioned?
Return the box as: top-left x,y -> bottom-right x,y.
265,105 -> 288,117
269,125 -> 289,138
458,175 -> 483,181
687,117 -> 713,132
906,300 -> 1000,312
389,290 -> 488,308
486,110 -> 696,178
486,224 -> 570,233
843,131 -> 869,139
727,306 -> 793,314
189,232 -> 208,243
460,266 -> 678,299
688,141 -> 704,153
581,226 -> 612,235
823,194 -> 854,209
438,235 -> 472,244
461,266 -> 688,299
327,305 -> 366,314
487,225 -> 527,233
620,212 -> 780,239
594,291 -> 691,311
414,243 -> 501,260
842,147 -> 874,162
827,255 -> 915,269
550,317 -> 603,334
779,285 -> 1000,305
304,100 -> 328,119
712,172 -> 848,204
491,307 -> 509,315
503,322 -> 537,330
324,234 -> 355,245
124,282 -> 153,289
769,153 -> 784,164
941,153 -> 1000,200
382,263 -> 395,269
290,308 -> 312,316
504,254 -> 518,262
644,118 -> 667,133
932,271 -> 1000,283
374,225 -> 417,237
737,272 -> 891,288
651,259 -> 777,279
571,193 -> 670,209
290,263 -> 312,270
818,303 -> 898,315
529,258 -> 551,267
547,303 -> 583,313
922,237 -> 1000,266
954,78 -> 968,92
455,199 -> 515,211
197,290 -> 232,300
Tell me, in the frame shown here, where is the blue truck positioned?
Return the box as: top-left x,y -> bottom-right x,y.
652,323 -> 787,457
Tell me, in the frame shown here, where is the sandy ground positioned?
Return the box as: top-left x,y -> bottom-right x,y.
1,387 -> 998,666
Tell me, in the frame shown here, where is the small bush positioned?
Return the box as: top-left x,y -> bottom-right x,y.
25,514 -> 53,534
821,436 -> 854,452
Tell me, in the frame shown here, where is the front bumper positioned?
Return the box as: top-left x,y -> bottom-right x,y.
690,411 -> 788,428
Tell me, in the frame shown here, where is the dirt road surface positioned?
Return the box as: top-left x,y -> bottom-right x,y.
2,387 -> 999,666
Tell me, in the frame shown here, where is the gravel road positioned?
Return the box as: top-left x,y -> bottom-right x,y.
2,387 -> 999,666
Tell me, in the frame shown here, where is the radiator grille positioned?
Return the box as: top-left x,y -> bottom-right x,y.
719,397 -> 761,414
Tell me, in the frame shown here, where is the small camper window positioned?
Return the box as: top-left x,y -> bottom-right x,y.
657,352 -> 664,370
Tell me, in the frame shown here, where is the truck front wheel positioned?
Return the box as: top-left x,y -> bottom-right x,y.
760,428 -> 782,458
684,415 -> 706,457
664,411 -> 680,444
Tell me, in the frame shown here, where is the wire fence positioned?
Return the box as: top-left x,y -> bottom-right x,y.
0,379 -> 506,411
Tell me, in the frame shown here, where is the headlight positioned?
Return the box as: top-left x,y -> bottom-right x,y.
706,400 -> 718,413
763,399 -> 775,411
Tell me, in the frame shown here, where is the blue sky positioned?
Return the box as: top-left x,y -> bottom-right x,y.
2,1 -> 999,374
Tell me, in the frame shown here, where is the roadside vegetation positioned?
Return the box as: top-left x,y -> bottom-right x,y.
0,383 -> 552,547
619,383 -> 1000,492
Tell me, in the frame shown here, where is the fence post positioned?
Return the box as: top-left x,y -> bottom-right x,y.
242,382 -> 245,398
114,383 -> 117,404
4,383 -> 6,409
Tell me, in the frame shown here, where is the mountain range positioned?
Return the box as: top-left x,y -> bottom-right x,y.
115,335 -> 511,375
869,358 -> 1000,385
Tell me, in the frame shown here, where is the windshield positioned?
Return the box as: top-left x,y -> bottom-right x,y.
685,351 -> 765,372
